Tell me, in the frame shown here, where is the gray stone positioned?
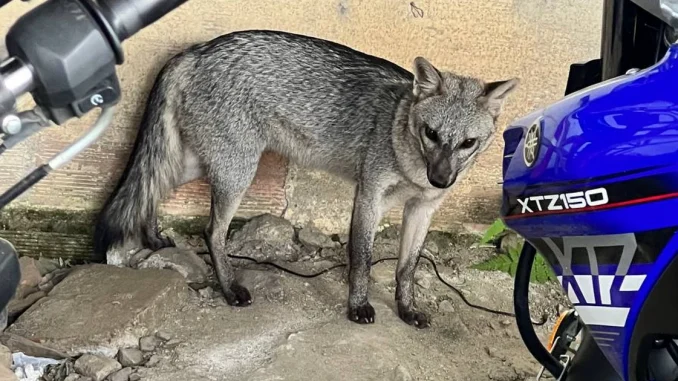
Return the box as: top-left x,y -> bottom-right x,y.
74,354 -> 122,381
108,367 -> 133,381
155,331 -> 171,342
129,374 -> 141,381
8,290 -> 46,320
64,374 -> 80,381
424,240 -> 440,255
0,333 -> 68,360
298,226 -> 339,249
139,336 -> 162,352
0,343 -> 10,368
0,364 -> 17,381
7,265 -> 190,357
198,287 -> 213,299
128,249 -> 153,268
36,257 -> 61,276
232,214 -> 295,244
414,270 -> 432,290
415,276 -> 431,290
117,348 -> 144,367
392,364 -> 413,381
138,248 -> 209,285
164,339 -> 182,349
438,300 -> 455,313
17,256 -> 42,298
145,354 -> 160,368
236,269 -> 285,303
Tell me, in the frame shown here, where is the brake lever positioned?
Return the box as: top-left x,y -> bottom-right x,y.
0,106 -> 115,209
0,107 -> 51,156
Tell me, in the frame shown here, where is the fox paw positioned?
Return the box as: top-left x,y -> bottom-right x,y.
348,303 -> 375,324
398,306 -> 430,329
224,284 -> 252,307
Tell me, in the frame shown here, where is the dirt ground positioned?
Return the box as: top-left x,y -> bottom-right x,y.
5,215 -> 567,381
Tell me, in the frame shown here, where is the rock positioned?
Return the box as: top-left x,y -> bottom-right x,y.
392,364 -> 413,381
64,374 -> 80,381
129,374 -> 141,381
236,270 -> 284,303
129,249 -> 153,268
370,265 -> 394,287
17,256 -> 42,298
164,339 -> 182,349
424,240 -> 440,255
198,287 -> 213,299
232,214 -> 295,244
0,333 -> 68,360
438,300 -> 455,313
8,290 -> 47,320
155,331 -> 171,342
0,364 -> 17,381
109,367 -> 133,381
117,348 -> 144,367
39,268 -> 72,293
500,319 -> 513,327
7,265 -> 190,357
145,354 -> 160,368
137,248 -> 209,285
74,354 -> 122,381
0,343 -> 10,368
36,257 -> 60,276
298,226 -> 339,249
50,268 -> 72,283
414,271 -> 431,290
139,336 -> 162,352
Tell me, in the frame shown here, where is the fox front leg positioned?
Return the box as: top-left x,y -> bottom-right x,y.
346,185 -> 388,324
395,197 -> 439,328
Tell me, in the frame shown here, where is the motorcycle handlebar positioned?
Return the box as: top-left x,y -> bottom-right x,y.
0,0 -> 188,124
99,0 -> 189,42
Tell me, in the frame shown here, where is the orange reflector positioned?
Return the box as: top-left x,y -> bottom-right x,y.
548,310 -> 570,351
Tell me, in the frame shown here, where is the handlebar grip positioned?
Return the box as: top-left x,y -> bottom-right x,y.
97,0 -> 189,42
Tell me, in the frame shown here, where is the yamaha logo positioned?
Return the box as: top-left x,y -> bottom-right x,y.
523,118 -> 541,167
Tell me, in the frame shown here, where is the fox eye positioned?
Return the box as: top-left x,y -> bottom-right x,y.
423,124 -> 438,142
460,138 -> 477,149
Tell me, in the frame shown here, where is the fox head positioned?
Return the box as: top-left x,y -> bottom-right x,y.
407,57 -> 519,189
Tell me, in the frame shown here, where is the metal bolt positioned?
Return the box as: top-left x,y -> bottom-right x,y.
1,114 -> 21,135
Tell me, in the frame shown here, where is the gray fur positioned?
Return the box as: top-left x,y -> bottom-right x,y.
94,30 -> 519,325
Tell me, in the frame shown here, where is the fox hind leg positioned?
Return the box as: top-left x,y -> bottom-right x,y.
204,145 -> 262,307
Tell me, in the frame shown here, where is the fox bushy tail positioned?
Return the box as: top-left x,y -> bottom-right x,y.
93,62 -> 184,258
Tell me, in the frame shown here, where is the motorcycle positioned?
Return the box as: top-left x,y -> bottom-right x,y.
0,0 -> 188,325
505,0 -> 678,380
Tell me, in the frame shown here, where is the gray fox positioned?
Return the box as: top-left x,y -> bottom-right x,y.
94,30 -> 519,328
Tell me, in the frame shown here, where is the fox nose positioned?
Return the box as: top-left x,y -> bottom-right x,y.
427,170 -> 456,189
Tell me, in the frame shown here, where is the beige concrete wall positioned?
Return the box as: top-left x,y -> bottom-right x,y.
0,0 -> 603,234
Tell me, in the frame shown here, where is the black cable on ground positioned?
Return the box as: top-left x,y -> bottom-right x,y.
227,253 -> 548,326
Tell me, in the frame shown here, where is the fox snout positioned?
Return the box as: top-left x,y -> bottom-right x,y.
426,151 -> 457,189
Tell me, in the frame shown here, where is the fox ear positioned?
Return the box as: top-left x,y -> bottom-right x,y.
413,57 -> 443,99
479,78 -> 520,118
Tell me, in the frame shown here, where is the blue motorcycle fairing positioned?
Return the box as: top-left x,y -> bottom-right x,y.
501,44 -> 678,381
